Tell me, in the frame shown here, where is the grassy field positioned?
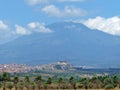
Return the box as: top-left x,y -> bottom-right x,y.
0,72 -> 120,90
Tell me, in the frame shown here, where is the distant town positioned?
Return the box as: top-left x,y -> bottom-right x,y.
0,61 -> 75,73
0,61 -> 120,77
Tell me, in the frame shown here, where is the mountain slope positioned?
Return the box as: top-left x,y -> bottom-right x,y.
0,22 -> 120,68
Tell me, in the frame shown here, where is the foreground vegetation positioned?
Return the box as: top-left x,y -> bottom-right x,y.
0,72 -> 120,90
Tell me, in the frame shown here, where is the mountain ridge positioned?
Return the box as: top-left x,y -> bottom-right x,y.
0,22 -> 120,68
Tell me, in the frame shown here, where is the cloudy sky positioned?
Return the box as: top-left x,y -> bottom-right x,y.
0,0 -> 120,43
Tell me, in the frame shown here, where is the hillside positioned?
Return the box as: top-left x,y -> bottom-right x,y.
0,22 -> 120,68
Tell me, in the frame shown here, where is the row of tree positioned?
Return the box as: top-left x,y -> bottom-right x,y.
0,72 -> 120,90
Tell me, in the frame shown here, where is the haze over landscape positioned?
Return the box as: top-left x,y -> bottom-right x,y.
0,0 -> 120,68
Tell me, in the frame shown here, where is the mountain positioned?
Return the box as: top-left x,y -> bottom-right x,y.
0,22 -> 120,68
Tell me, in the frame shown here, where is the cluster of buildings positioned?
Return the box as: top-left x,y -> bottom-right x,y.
0,61 -> 73,73
0,64 -> 32,73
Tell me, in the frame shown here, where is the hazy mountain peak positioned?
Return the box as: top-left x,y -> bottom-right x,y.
0,22 -> 120,68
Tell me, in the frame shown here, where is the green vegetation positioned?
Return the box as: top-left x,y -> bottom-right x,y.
0,72 -> 120,89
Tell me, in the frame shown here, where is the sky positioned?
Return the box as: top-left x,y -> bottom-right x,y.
1,0 -> 120,43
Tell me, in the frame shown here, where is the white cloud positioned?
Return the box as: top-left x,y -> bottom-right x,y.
42,5 -> 61,17
28,22 -> 53,33
0,20 -> 15,44
58,0 -> 85,2
42,5 -> 87,17
83,16 -> 120,36
15,22 -> 52,35
0,20 -> 53,44
15,25 -> 31,35
26,0 -> 48,5
26,0 -> 86,5
0,20 -> 8,30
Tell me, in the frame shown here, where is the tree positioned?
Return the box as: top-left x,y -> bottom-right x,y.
105,84 -> 114,89
6,82 -> 13,90
79,78 -> 88,89
13,76 -> 19,90
31,82 -> 35,90
2,72 -> 9,90
24,76 -> 30,90
0,75 -> 2,81
103,77 -> 114,86
58,77 -> 63,89
46,77 -> 52,85
69,76 -> 76,89
43,83 -> 48,90
34,76 -> 42,90
90,76 -> 102,89
0,82 -> 3,89
113,75 -> 120,87
46,77 -> 52,89
18,82 -> 24,90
